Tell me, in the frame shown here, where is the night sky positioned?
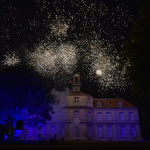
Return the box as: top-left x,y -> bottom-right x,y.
0,0 -> 147,100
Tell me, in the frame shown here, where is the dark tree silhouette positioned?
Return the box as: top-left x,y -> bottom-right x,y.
120,0 -> 150,101
119,0 -> 150,140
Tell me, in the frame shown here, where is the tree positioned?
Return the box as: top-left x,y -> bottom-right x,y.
119,0 -> 150,140
0,66 -> 54,132
120,0 -> 150,100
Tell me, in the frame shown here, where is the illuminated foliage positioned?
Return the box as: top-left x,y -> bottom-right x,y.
0,66 -> 53,128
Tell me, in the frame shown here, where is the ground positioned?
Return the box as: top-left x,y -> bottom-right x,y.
0,141 -> 150,150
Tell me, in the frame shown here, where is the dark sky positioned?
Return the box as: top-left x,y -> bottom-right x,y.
0,0 -> 146,50
0,0 -> 147,100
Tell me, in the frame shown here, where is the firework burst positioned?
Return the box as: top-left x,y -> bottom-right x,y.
2,52 -> 21,67
81,40 -> 128,91
50,16 -> 69,39
26,42 -> 77,77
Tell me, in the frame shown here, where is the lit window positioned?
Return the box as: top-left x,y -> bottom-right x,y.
120,126 -> 126,137
87,98 -> 90,106
51,126 -> 55,135
97,112 -> 102,121
97,102 -> 101,107
28,128 -> 32,136
106,112 -> 111,120
131,126 -> 136,137
88,126 -> 92,138
107,126 -> 112,137
42,126 -> 46,134
62,113 -> 65,120
118,102 -> 122,107
75,126 -> 79,137
119,112 -> 124,120
74,111 -> 79,119
14,130 -> 19,137
129,112 -> 134,120
98,126 -> 103,137
74,97 -> 79,105
88,111 -> 91,120
61,125 -> 65,137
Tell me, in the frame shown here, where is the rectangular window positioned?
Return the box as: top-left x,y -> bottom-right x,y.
98,126 -> 103,137
97,112 -> 102,121
51,126 -> 55,135
129,112 -> 134,120
120,126 -> 126,137
74,97 -> 79,105
42,126 -> 46,134
119,112 -> 124,120
62,112 -> 65,120
74,111 -> 79,119
28,128 -> 32,136
106,112 -> 111,120
87,98 -> 90,106
131,126 -> 136,137
61,126 -> 64,137
14,130 -> 19,137
75,127 -> 79,137
88,126 -> 92,138
107,126 -> 112,137
88,111 -> 91,120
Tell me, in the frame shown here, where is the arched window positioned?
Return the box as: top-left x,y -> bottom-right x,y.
97,102 -> 101,107
118,102 -> 122,107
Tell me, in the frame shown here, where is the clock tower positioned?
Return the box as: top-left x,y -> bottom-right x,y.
72,74 -> 81,92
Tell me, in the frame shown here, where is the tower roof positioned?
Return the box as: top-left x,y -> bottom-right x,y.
73,73 -> 80,77
68,91 -> 92,97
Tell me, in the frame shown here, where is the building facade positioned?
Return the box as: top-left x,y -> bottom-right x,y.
18,74 -> 141,141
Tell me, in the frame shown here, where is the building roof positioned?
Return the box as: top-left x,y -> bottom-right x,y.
68,91 -> 92,97
93,98 -> 136,108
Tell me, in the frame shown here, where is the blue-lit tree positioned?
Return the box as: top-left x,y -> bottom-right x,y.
0,66 -> 54,137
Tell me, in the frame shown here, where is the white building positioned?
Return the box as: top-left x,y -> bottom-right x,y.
19,74 -> 141,141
